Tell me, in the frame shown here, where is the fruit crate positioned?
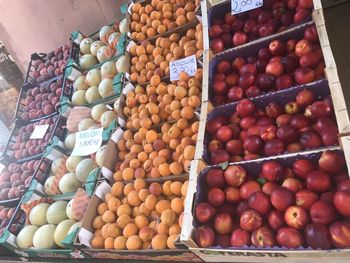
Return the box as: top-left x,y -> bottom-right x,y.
203,79 -> 338,165
207,21 -> 321,106
0,114 -> 66,164
24,44 -> 70,86
69,19 -> 128,72
13,76 -> 72,124
207,0 -> 314,55
74,180 -> 202,262
0,189 -> 90,258
180,148 -> 350,262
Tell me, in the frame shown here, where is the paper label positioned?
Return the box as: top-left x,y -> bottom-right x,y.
71,128 -> 103,156
169,55 -> 197,81
231,0 -> 263,15
30,124 -> 49,139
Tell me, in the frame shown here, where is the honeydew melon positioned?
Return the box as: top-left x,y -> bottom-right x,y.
16,225 -> 39,249
54,219 -> 76,248
85,68 -> 101,87
51,156 -> 65,174
85,86 -> 102,103
73,75 -> 89,91
33,224 -> 56,249
96,145 -> 108,167
79,38 -> 94,54
100,111 -> 117,128
68,221 -> 81,235
79,54 -> 98,70
90,41 -> 105,56
98,79 -> 114,98
91,104 -> 108,122
75,158 -> 94,183
29,203 -> 50,226
59,173 -> 81,194
101,61 -> 117,79
64,133 -> 76,150
72,90 -> 87,106
99,25 -> 113,44
44,176 -> 61,195
46,201 -> 68,225
78,118 -> 95,131
65,156 -> 83,173
116,54 -> 130,73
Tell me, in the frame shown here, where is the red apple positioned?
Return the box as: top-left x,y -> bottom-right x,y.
269,39 -> 286,56
307,101 -> 332,119
208,188 -> 225,207
194,226 -> 215,248
284,206 -> 310,229
225,187 -> 241,203
233,31 -> 248,47
295,39 -> 312,57
300,130 -> 322,149
314,118 -> 336,134
304,223 -> 332,249
228,87 -> 244,102
319,151 -> 346,174
310,200 -> 338,225
240,181 -> 261,200
239,72 -> 256,89
275,74 -> 293,90
265,102 -> 284,118
329,220 -> 350,248
245,85 -> 261,98
226,139 -> 243,155
333,191 -> 350,217
224,165 -> 247,187
292,159 -> 316,179
240,116 -> 257,130
208,139 -> 223,153
306,170 -> 331,193
216,126 -> 233,142
243,135 -> 264,154
271,187 -> 295,212
248,191 -> 271,214
195,202 -> 216,223
294,67 -> 315,85
277,227 -> 304,248
230,228 -> 251,247
264,139 -> 285,156
261,161 -> 284,182
276,124 -> 299,145
240,209 -> 263,232
215,235 -> 231,248
206,169 -> 225,188
259,124 -> 277,142
209,25 -> 223,38
268,210 -> 286,231
211,39 -> 225,54
304,24 -> 319,44
232,57 -> 246,70
337,180 -> 350,192
282,178 -> 303,192
251,227 -> 276,247
262,182 -> 280,196
206,116 -> 228,135
214,213 -> 234,235
266,61 -> 284,76
256,73 -> 275,91
216,60 -> 232,74
211,149 -> 230,164
285,101 -> 300,114
236,99 -> 255,117
213,79 -> 228,95
296,190 -> 318,209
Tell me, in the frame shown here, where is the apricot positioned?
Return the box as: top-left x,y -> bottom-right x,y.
139,226 -> 155,242
149,182 -> 162,196
152,234 -> 168,249
123,223 -> 139,238
146,130 -> 158,144
107,224 -> 121,238
150,167 -> 161,178
94,229 -> 102,236
132,206 -> 141,218
122,167 -> 135,181
145,194 -> 157,210
161,209 -> 176,226
181,181 -> 188,196
168,125 -> 181,139
135,215 -> 149,229
93,216 -> 105,230
156,200 -> 171,214
139,189 -> 149,201
123,183 -> 135,196
107,197 -> 121,212
114,236 -> 127,250
169,224 -> 181,235
117,204 -> 132,216
102,210 -> 116,223
97,202 -> 108,215
101,223 -> 111,239
183,145 -> 195,160
171,197 -> 184,215
156,223 -> 169,235
91,235 -> 104,248
167,234 -> 178,249
111,182 -> 124,197
105,193 -> 114,203
169,162 -> 184,176
126,235 -> 143,250
117,214 -> 132,228
170,181 -> 183,196
127,190 -> 142,206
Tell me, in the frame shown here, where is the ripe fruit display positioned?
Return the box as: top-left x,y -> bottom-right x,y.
71,55 -> 130,106
77,21 -> 128,69
129,0 -> 199,42
28,44 -> 70,84
90,178 -> 188,250
209,0 -> 313,54
129,23 -> 203,85
3,116 -> 63,162
0,206 -> 17,235
206,88 -> 338,164
0,159 -> 46,202
193,150 -> 350,249
19,78 -> 66,121
211,25 -> 324,105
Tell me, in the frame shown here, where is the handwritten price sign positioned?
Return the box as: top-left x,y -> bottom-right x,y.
30,124 -> 49,139
169,55 -> 197,81
71,128 -> 103,156
231,0 -> 263,15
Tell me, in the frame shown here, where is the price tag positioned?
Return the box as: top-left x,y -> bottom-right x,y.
71,128 -> 103,156
231,0 -> 263,15
169,55 -> 197,81
30,124 -> 49,139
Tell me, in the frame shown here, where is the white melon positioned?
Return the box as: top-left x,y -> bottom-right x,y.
79,54 -> 98,70
85,86 -> 102,103
98,79 -> 114,98
91,104 -> 108,122
72,90 -> 87,106
79,38 -> 94,54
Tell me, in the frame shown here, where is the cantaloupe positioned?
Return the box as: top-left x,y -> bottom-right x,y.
91,104 -> 108,122
100,111 -> 117,128
54,219 -> 76,248
72,90 -> 87,106
85,68 -> 101,87
16,225 -> 39,249
46,201 -> 68,225
64,133 -> 76,150
59,173 -> 81,194
79,54 -> 98,70
85,86 -> 101,103
80,38 -> 94,54
29,203 -> 50,226
33,224 -> 56,249
75,158 -> 94,183
90,41 -> 105,56
101,61 -> 117,79
73,75 -> 89,90
78,118 -> 95,131
98,79 -> 114,98
66,156 -> 83,172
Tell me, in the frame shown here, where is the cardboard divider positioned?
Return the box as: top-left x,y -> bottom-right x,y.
180,147 -> 350,262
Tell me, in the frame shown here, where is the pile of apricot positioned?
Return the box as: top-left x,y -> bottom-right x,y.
91,178 -> 188,250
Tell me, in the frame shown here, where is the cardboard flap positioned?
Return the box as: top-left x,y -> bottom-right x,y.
78,228 -> 94,248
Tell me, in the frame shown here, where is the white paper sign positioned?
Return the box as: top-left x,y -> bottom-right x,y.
71,128 -> 103,156
231,0 -> 263,15
169,55 -> 197,81
30,124 -> 49,139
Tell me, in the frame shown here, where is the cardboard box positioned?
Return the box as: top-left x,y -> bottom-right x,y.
76,181 -> 202,261
180,148 -> 350,262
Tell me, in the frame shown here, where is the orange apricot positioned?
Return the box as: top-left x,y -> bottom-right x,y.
92,216 -> 105,230
114,236 -> 127,250
91,235 -> 105,248
123,223 -> 139,238
102,210 -> 116,223
170,181 -> 183,196
116,214 -> 132,228
171,197 -> 184,214
152,234 -> 168,249
126,235 -> 142,250
97,202 -> 108,215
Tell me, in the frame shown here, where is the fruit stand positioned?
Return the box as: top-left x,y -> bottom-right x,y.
0,0 -> 350,262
